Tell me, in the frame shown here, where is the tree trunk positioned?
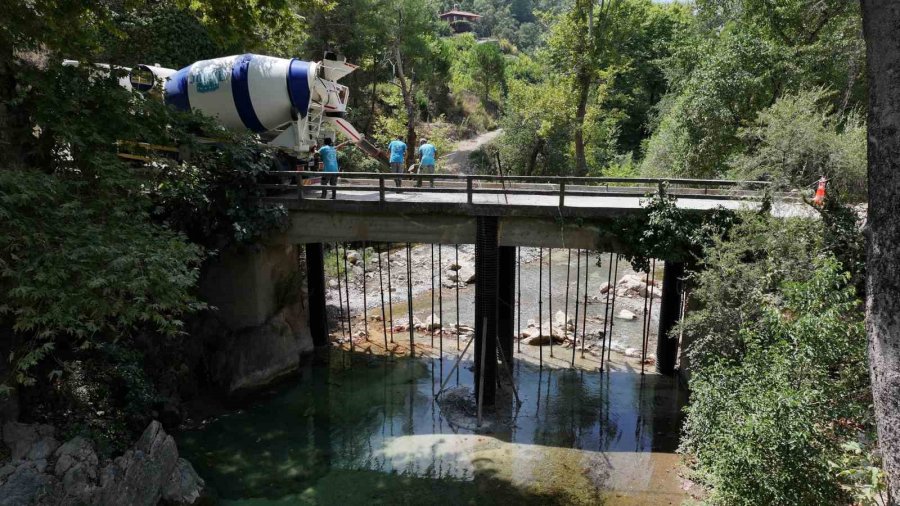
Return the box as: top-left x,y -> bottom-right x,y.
366,53 -> 378,136
861,1 -> 900,501
526,138 -> 544,176
393,45 -> 417,157
573,70 -> 590,177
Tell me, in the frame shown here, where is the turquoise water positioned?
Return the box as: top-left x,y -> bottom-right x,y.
177,351 -> 687,505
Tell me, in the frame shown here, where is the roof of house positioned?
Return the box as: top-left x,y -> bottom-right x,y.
439,9 -> 481,19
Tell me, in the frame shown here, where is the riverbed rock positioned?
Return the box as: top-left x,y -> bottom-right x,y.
2,422 -> 58,462
615,309 -> 637,320
460,268 -> 476,284
0,462 -> 53,506
328,279 -> 339,289
616,274 -> 646,298
425,315 -> 442,331
599,282 -> 610,294
211,302 -> 314,396
346,250 -> 360,264
554,311 -> 572,326
448,262 -> 462,271
0,421 -> 205,506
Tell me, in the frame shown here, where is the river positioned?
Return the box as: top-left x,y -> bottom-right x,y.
176,349 -> 689,505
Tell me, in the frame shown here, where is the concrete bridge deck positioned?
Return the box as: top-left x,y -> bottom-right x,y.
264,172 -> 811,249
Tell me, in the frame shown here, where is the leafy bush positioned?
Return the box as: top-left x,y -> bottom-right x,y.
679,216 -> 875,505
730,88 -> 867,202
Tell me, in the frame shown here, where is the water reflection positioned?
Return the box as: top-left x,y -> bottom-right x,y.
177,351 -> 687,505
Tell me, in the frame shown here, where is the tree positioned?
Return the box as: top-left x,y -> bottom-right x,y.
861,0 -> 900,500
470,42 -> 506,103
387,0 -> 448,153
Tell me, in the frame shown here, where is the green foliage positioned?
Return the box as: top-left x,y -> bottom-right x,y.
607,187 -> 738,272
0,66 -> 210,387
149,133 -> 290,250
469,42 -> 507,104
679,216 -> 873,505
642,27 -> 786,178
641,0 -> 864,180
829,441 -> 889,506
730,88 -> 867,202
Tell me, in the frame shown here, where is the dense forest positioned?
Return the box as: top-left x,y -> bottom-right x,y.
0,0 -> 889,504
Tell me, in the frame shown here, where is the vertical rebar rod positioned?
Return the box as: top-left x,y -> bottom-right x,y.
641,264 -> 651,375
516,247 -> 522,354
438,244 -> 443,359
377,243 -> 388,351
335,243 -> 346,341
362,243 -> 368,342
406,243 -> 414,356
343,243 -> 352,353
600,252 -> 613,365
431,243 -> 435,347
386,244 -> 394,343
645,259 -> 657,369
581,251 -> 590,360
574,249 -> 582,363
455,244 -> 460,351
607,254 -> 620,364
548,248 -> 553,358
565,249 -> 572,366
477,317 -> 487,427
538,248 -> 544,368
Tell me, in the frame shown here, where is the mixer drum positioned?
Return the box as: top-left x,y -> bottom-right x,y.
164,54 -> 314,133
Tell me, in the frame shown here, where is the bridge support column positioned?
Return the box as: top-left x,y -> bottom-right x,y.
474,216 -> 499,407
656,261 -> 685,376
305,243 -> 328,347
498,246 -> 516,368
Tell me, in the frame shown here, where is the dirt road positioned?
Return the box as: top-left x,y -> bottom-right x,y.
439,129 -> 503,174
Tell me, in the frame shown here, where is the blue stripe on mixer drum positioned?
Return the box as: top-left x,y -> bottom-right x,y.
231,54 -> 267,133
287,59 -> 311,119
164,66 -> 192,112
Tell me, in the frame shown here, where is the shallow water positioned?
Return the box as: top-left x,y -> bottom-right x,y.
177,352 -> 687,505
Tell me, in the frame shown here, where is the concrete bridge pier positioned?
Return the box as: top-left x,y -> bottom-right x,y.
656,261 -> 685,376
474,216 -> 500,407
305,243 -> 329,347
498,246 -> 517,368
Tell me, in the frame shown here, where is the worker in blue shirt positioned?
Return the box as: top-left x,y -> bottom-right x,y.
416,139 -> 437,187
318,137 -> 349,199
388,138 -> 407,187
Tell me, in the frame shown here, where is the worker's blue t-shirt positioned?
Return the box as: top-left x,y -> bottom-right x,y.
418,143 -> 436,165
318,145 -> 338,172
388,140 -> 407,164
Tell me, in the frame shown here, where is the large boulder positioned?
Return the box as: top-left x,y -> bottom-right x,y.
212,302 -> 314,396
615,274 -> 646,298
0,422 -> 205,506
96,422 -> 204,506
2,422 -> 58,462
0,462 -> 54,506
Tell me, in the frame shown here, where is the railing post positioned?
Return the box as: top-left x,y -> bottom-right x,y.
467,176 -> 473,204
559,181 -> 566,207
379,176 -> 385,202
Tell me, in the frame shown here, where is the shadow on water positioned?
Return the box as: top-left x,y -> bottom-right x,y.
176,349 -> 687,505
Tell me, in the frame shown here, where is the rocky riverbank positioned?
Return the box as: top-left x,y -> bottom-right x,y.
326,245 -> 666,365
0,421 -> 205,506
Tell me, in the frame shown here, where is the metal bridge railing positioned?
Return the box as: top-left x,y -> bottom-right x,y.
261,170 -> 780,206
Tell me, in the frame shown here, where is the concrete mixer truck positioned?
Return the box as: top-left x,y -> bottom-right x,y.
66,53 -> 384,166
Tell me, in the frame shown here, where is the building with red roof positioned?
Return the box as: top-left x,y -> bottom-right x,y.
439,4 -> 481,33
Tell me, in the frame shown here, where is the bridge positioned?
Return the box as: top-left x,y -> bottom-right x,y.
264,171 -> 807,249
204,171 -> 809,405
